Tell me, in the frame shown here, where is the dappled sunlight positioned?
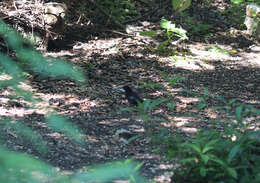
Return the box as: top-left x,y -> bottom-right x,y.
180,127 -> 198,133
168,57 -> 216,71
153,164 -> 174,183
0,74 -> 12,80
174,117 -> 192,127
36,93 -> 97,109
0,90 -> 98,117
47,132 -> 63,138
190,47 -> 234,61
1,0 -> 260,182
0,107 -> 34,117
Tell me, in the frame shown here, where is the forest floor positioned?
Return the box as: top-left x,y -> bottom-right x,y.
1,0 -> 260,182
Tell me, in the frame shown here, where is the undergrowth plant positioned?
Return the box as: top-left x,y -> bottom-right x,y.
92,0 -> 137,26
164,88 -> 260,183
231,0 -> 260,5
141,0 -> 190,55
172,0 -> 191,15
141,19 -> 188,54
120,74 -> 184,145
0,20 -> 86,150
121,98 -> 168,122
121,73 -> 184,122
183,14 -> 213,35
166,128 -> 260,182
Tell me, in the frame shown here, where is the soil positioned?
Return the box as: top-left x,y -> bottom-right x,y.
0,0 -> 260,182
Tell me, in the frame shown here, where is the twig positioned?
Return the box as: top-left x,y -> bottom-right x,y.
104,29 -> 131,36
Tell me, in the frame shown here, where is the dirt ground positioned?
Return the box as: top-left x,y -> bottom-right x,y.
0,0 -> 260,182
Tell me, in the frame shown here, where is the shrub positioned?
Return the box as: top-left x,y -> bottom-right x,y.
165,96 -> 260,183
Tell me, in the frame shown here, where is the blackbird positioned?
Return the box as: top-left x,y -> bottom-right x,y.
123,86 -> 143,106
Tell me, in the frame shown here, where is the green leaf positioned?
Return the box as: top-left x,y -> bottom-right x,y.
200,166 -> 207,177
235,106 -> 243,122
149,98 -> 168,110
168,76 -> 185,86
46,114 -> 85,143
160,19 -> 174,29
6,121 -> 47,154
197,102 -> 206,110
0,53 -> 23,80
231,0 -> 244,4
140,114 -> 149,121
73,160 -> 147,182
201,154 -> 210,164
179,0 -> 191,12
227,145 -> 240,163
172,0 -> 183,10
0,148 -> 65,183
157,40 -> 169,51
160,72 -> 169,80
202,140 -> 218,153
134,161 -> 144,171
205,139 -> 219,146
160,19 -> 188,39
167,102 -> 176,110
142,99 -> 151,112
172,0 -> 191,12
120,107 -> 138,112
183,143 -> 201,153
126,134 -> 143,145
227,167 -> 237,179
140,31 -> 157,37
253,109 -> 260,115
256,172 -> 260,181
18,49 -> 86,83
211,158 -> 225,166
181,157 -> 198,163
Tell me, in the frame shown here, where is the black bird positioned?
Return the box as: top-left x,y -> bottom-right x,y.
123,86 -> 143,106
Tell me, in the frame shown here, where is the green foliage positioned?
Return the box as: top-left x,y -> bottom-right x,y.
121,98 -> 168,122
0,20 -> 148,182
0,148 -> 66,183
206,45 -> 230,55
73,159 -> 148,183
95,0 -> 137,24
231,0 -> 245,4
0,20 -> 87,143
221,3 -> 247,28
121,74 -> 184,122
18,49 -> 85,83
164,90 -> 260,182
170,55 -> 187,62
140,19 -> 188,54
9,122 -> 47,152
0,148 -> 148,183
196,88 -> 210,110
181,14 -> 213,35
167,128 -> 260,182
172,0 -> 191,14
46,114 -> 85,144
140,31 -> 157,37
160,19 -> 188,40
161,72 -> 185,87
231,0 -> 260,5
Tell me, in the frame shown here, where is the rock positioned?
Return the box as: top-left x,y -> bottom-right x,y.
42,2 -> 67,49
244,3 -> 260,40
44,2 -> 67,34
